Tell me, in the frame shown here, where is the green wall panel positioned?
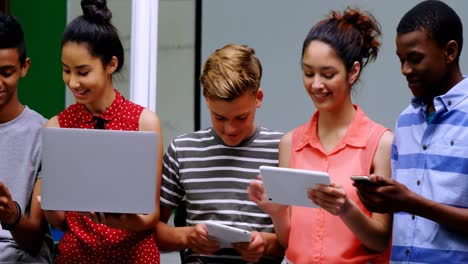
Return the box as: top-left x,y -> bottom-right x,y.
10,1 -> 66,118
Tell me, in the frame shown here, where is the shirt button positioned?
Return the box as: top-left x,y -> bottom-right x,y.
422,144 -> 428,150
412,215 -> 416,220
448,100 -> 452,106
417,180 -> 421,185
406,248 -> 410,255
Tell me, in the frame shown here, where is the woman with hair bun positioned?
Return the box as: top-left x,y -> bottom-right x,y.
42,0 -> 162,263
249,7 -> 392,263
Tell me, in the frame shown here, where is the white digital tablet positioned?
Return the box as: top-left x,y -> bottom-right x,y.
204,221 -> 251,248
259,165 -> 331,208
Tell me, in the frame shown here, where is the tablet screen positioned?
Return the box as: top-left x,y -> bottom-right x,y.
259,166 -> 330,208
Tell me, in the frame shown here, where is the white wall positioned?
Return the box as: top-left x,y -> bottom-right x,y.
201,0 -> 468,132
157,0 -> 195,148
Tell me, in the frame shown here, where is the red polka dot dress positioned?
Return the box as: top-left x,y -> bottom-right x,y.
55,90 -> 160,264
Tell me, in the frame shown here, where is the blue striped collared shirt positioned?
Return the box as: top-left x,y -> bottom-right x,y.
391,76 -> 468,263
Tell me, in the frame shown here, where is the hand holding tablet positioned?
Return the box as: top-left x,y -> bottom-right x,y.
204,221 -> 251,248
259,166 -> 331,208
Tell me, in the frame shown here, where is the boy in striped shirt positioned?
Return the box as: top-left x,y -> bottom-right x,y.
156,44 -> 284,263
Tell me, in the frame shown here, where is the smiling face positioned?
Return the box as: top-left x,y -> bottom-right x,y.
205,89 -> 263,146
396,30 -> 449,101
302,41 -> 359,113
61,42 -> 117,107
0,48 -> 29,112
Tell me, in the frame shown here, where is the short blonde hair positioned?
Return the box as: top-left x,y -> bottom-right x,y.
200,44 -> 262,101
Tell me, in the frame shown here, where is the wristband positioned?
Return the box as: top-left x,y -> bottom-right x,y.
1,201 -> 21,231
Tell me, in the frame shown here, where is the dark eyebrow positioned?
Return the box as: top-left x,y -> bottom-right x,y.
302,62 -> 335,71
236,112 -> 249,118
61,62 -> 89,69
213,112 -> 249,119
212,111 -> 224,117
407,51 -> 423,57
397,49 -> 423,57
0,65 -> 17,70
302,61 -> 313,69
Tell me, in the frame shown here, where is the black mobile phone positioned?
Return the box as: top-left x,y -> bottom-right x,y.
350,176 -> 378,186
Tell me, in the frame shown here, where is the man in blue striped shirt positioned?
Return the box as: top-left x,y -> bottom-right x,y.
354,1 -> 468,263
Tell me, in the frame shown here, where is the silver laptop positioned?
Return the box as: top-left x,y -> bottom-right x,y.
41,127 -> 158,214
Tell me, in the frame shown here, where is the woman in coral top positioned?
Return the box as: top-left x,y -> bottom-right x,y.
249,7 -> 393,264
42,0 -> 162,263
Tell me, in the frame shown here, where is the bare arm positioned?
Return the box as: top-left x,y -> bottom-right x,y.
341,131 -> 393,252
357,144 -> 468,234
155,206 -> 220,253
408,194 -> 468,234
155,206 -> 190,251
248,132 -> 292,248
0,179 -> 48,254
270,133 -> 292,247
360,176 -> 468,234
310,131 -> 393,252
258,231 -> 285,256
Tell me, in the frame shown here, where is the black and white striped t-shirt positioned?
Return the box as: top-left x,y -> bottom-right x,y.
161,126 -> 283,263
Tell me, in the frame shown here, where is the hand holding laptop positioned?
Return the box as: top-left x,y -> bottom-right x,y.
82,212 -> 149,232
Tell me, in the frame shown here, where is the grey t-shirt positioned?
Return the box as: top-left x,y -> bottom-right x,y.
0,107 -> 52,263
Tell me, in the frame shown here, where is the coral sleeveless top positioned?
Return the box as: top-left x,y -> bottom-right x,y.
286,106 -> 390,264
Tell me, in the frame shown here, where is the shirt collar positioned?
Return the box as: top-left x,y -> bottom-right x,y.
77,89 -> 125,124
434,75 -> 468,112
210,126 -> 260,147
411,75 -> 468,112
295,105 -> 368,152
